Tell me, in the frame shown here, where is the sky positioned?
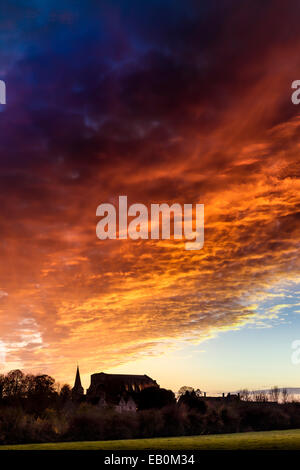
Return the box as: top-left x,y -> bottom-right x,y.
0,0 -> 300,394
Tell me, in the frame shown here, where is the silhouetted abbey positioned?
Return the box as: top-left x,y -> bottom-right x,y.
72,366 -> 158,412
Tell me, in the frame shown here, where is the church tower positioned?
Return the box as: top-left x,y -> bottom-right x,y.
72,365 -> 84,400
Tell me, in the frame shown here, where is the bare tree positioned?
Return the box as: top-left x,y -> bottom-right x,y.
270,386 -> 280,403
177,386 -> 194,398
239,388 -> 251,401
281,388 -> 289,403
4,369 -> 26,398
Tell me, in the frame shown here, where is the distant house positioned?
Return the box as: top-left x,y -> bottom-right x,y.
201,392 -> 241,402
115,396 -> 137,413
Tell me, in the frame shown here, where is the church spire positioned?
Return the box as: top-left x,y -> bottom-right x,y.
72,365 -> 84,399
74,365 -> 82,388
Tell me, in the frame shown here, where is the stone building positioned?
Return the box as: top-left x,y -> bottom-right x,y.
87,372 -> 158,398
71,368 -> 158,412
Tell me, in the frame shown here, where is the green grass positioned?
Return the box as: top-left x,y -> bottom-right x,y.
1,429 -> 300,450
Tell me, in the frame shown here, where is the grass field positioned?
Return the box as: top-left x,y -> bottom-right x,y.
1,429 -> 300,450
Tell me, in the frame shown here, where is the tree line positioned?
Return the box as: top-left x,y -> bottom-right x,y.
0,370 -> 300,445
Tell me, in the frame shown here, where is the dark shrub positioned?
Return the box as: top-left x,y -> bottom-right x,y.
137,387 -> 176,410
178,391 -> 207,414
240,404 -> 290,431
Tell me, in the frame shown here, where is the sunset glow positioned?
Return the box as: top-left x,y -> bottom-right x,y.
0,0 -> 300,394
